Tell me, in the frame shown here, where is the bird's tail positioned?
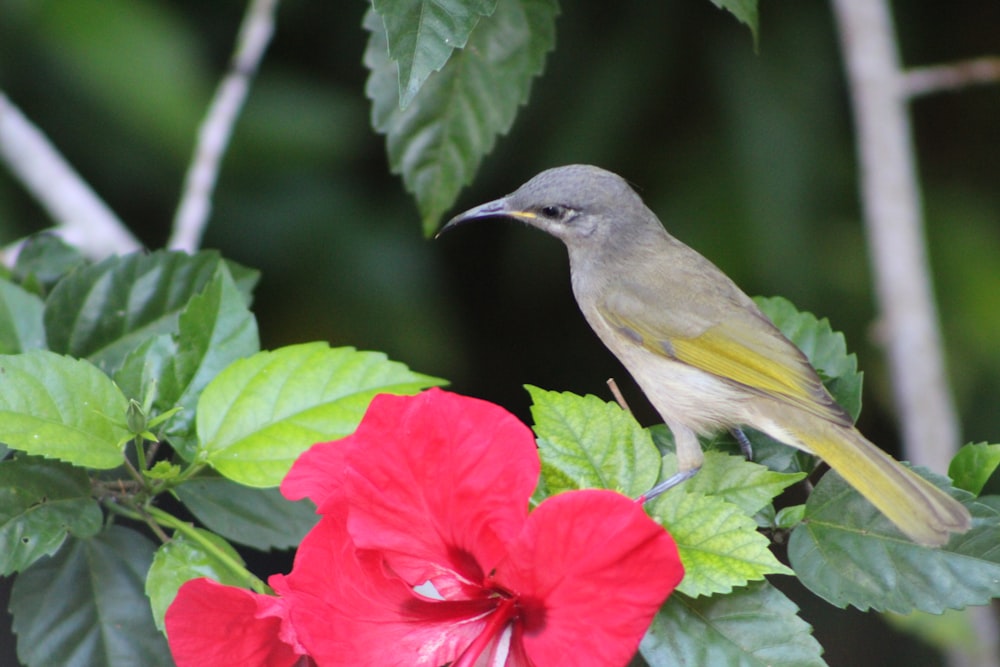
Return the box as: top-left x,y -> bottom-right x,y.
794,421 -> 970,546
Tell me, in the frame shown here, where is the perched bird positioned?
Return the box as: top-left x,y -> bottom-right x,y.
440,164 -> 970,546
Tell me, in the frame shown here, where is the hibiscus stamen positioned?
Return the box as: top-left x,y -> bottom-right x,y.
452,594 -> 519,667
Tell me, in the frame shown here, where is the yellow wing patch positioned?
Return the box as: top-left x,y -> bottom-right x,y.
669,328 -> 850,426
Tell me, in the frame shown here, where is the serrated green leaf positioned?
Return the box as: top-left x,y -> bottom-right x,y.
640,580 -> 826,667
146,528 -> 246,632
789,468 -> 1000,613
679,450 -> 805,516
0,279 -> 45,354
143,263 -> 260,459
0,350 -> 129,468
648,467 -> 793,597
707,0 -> 759,47
526,385 -> 661,497
949,442 -> 1000,495
372,0 -> 499,108
196,342 -> 445,487
43,250 -> 255,374
12,232 -> 86,293
365,0 -> 558,235
10,526 -> 171,667
175,476 -> 318,550
0,457 -> 102,575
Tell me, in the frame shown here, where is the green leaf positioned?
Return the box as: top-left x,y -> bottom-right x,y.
789,467 -> 1000,613
679,450 -> 805,516
707,0 -> 759,47
0,350 -> 129,468
0,279 -> 45,354
648,464 -> 793,598
949,442 -> 1000,495
372,0 -> 499,109
9,526 -> 171,667
175,476 -> 318,550
196,342 -> 445,487
365,0 -> 558,235
116,263 -> 260,457
526,385 -> 661,498
640,581 -> 826,667
0,457 -> 102,575
11,232 -> 86,293
146,528 -> 247,632
43,250 -> 255,374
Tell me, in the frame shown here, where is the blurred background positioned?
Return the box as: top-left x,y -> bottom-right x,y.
1,1 -> 998,665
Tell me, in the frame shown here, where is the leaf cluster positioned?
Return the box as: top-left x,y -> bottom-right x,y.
0,235 -> 444,667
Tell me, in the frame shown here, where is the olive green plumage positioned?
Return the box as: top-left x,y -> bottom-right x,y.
441,164 -> 970,546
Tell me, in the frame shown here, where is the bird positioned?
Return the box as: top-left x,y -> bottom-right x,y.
439,164 -> 970,546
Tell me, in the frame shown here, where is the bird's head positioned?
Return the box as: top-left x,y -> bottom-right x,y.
438,165 -> 653,249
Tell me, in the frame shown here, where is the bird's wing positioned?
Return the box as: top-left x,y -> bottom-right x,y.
600,283 -> 852,427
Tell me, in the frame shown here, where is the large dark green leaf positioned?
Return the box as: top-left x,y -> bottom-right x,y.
9,526 -> 171,667
365,0 -> 558,235
372,0 -> 499,108
0,351 -> 129,468
44,250 -> 256,374
640,581 -> 826,667
175,476 -> 318,550
789,468 -> 1000,613
0,457 -> 102,575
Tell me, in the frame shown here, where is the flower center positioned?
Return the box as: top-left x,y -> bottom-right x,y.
452,592 -> 519,667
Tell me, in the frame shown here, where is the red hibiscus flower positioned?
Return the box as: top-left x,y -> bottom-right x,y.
280,389 -> 684,666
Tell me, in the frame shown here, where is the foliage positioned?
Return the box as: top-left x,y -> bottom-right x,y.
2,0 -> 1000,666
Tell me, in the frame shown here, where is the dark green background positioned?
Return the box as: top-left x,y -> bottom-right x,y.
2,1 -> 998,665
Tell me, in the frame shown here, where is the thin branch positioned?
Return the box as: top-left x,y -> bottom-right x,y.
0,90 -> 141,264
830,0 -> 959,472
167,0 -> 280,253
903,56 -> 1000,97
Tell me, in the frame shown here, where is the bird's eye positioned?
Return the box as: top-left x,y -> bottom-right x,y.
540,205 -> 565,219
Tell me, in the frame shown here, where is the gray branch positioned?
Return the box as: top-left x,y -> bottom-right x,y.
167,0 -> 280,252
0,91 -> 141,264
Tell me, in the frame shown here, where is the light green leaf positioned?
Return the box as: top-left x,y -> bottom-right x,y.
175,476 -> 318,550
0,279 -> 45,354
789,467 -> 1000,613
949,442 -> 1000,495
10,526 -> 171,667
680,450 -> 805,516
372,0 -> 499,108
641,580 -> 826,667
0,350 -> 129,468
196,342 -> 445,487
526,385 -> 661,498
364,0 -> 558,235
146,528 -> 246,632
648,464 -> 793,598
11,232 -> 85,293
0,457 -> 102,575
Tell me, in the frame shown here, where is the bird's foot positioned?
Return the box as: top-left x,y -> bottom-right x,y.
732,428 -> 753,461
637,466 -> 701,504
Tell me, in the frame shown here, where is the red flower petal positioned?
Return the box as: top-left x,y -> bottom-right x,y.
165,578 -> 307,667
492,489 -> 684,667
283,510 -> 498,666
339,389 -> 540,588
281,436 -> 349,506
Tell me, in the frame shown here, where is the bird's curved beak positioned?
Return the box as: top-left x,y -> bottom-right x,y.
436,197 -> 536,238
